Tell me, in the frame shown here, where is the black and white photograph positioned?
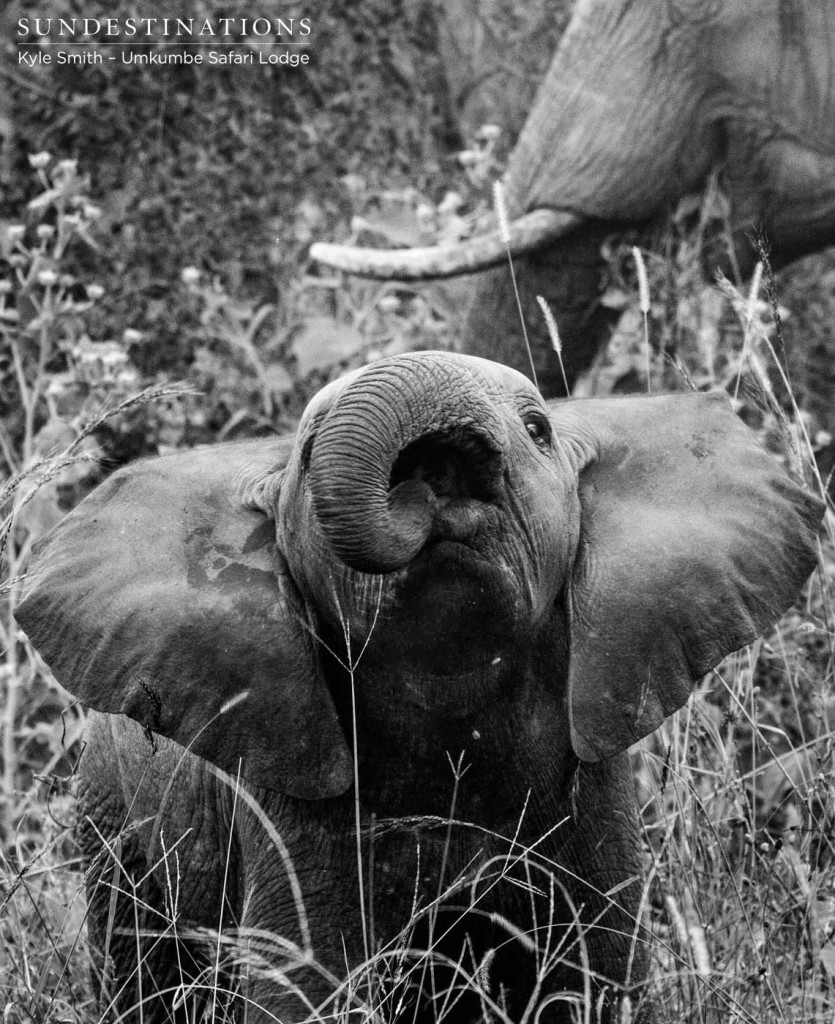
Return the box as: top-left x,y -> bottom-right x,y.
1,2 -> 833,1021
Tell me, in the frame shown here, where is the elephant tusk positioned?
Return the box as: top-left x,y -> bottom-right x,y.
309,208 -> 581,280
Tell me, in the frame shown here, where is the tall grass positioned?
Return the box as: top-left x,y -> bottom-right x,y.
608,224 -> 835,1022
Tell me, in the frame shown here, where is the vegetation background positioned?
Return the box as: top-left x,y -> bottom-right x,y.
0,0 -> 833,1021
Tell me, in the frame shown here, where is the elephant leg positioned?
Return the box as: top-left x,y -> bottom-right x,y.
77,715 -> 238,1021
79,809 -> 222,1023
546,756 -> 655,1023
460,221 -> 619,397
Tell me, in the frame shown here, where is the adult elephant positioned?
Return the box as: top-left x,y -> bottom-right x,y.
16,353 -> 821,1022
312,0 -> 835,396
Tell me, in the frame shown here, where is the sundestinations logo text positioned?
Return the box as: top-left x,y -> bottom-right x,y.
16,15 -> 314,69
17,17 -> 312,40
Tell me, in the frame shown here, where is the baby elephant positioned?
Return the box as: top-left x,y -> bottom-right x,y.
17,352 -> 821,1023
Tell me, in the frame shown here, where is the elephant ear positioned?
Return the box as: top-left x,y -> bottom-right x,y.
551,391 -> 823,762
15,438 -> 352,800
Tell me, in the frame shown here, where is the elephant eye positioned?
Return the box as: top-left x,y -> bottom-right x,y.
523,412 -> 551,451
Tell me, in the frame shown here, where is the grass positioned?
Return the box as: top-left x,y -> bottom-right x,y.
1,160 -> 834,1023
579,220 -> 835,1021
638,611 -> 835,1022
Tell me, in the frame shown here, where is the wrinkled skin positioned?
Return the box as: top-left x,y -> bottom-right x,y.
315,0 -> 835,398
16,352 -> 822,1023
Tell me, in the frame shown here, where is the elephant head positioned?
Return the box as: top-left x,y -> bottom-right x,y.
16,352 -> 822,797
311,0 -> 835,396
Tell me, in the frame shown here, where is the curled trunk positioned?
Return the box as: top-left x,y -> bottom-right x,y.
307,355 -> 504,574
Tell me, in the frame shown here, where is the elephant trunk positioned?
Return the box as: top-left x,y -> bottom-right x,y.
308,356 -> 504,574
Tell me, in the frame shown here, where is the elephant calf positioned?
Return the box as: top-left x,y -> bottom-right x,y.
17,352 -> 822,1023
